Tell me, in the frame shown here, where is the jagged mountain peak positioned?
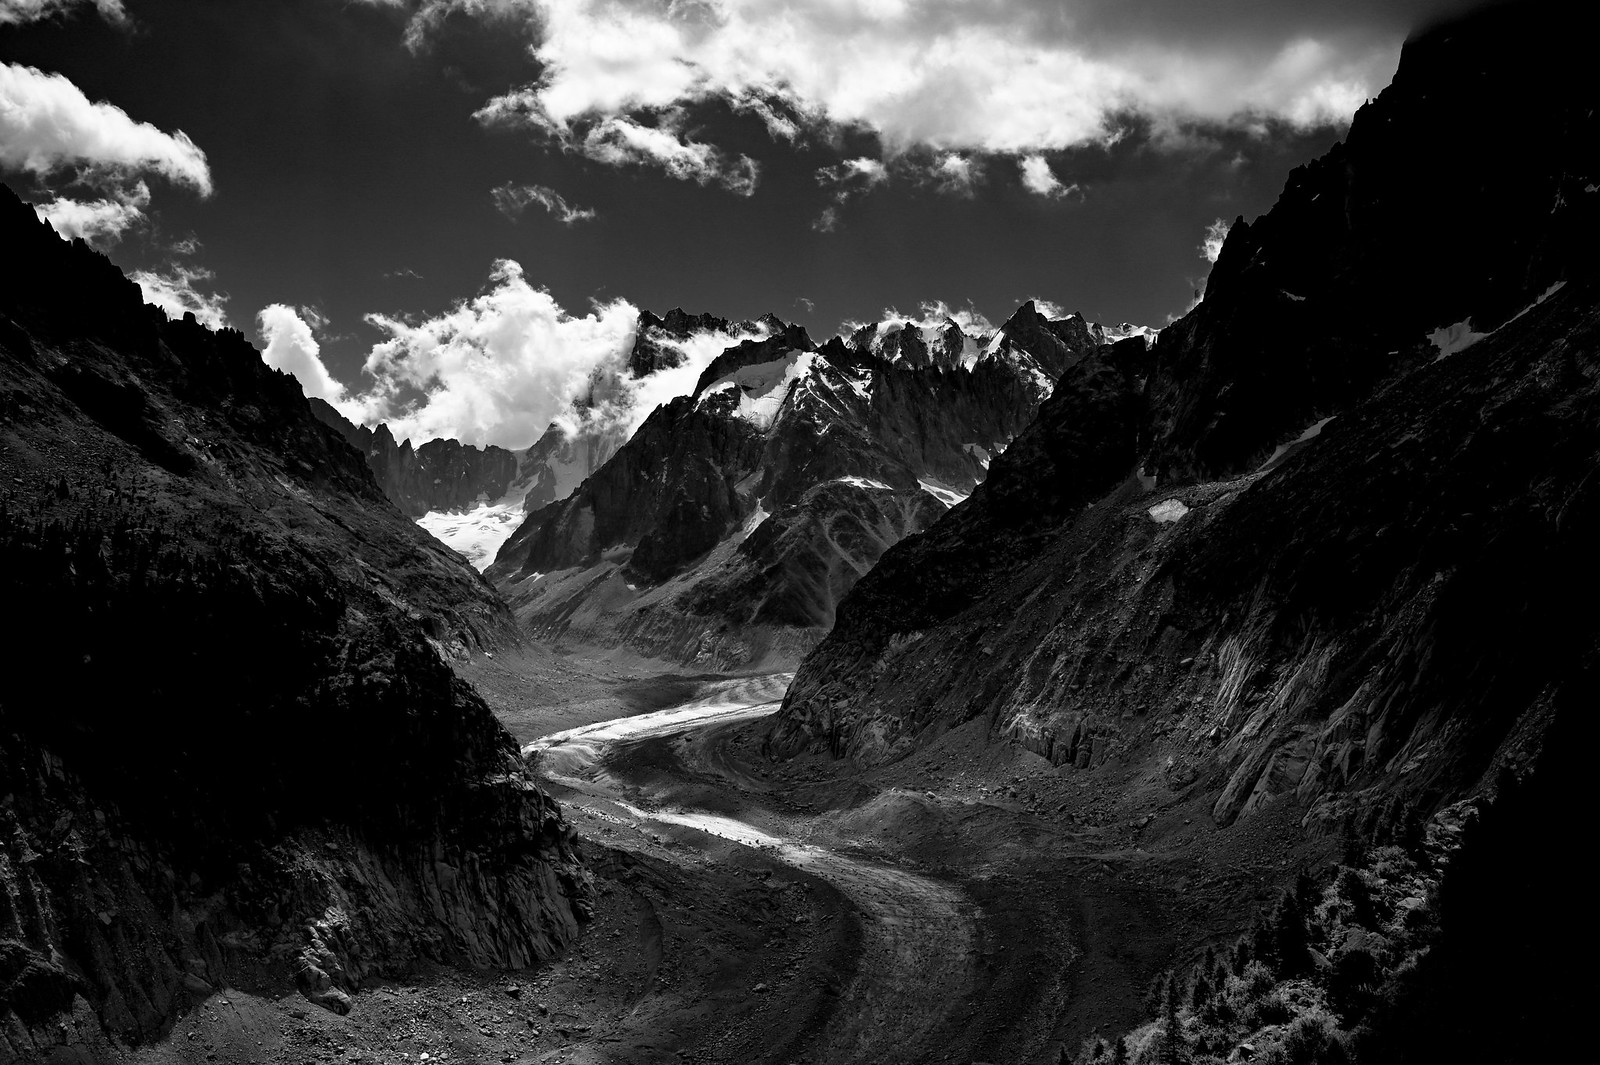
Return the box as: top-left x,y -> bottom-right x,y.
691,320 -> 815,397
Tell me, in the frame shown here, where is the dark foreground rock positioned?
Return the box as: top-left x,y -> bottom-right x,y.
0,186 -> 591,1062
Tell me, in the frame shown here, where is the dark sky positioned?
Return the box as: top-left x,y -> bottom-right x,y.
0,0 -> 1473,445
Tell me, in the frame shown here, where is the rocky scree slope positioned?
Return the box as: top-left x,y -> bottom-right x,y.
776,0 -> 1600,832
487,303 -> 1133,667
0,187 -> 591,1062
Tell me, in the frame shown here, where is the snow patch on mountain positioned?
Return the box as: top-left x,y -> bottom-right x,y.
703,350 -> 820,429
417,499 -> 527,570
1429,319 -> 1487,359
918,477 -> 970,508
1257,415 -> 1336,473
1430,281 -> 1567,362
837,475 -> 894,491
1147,499 -> 1190,523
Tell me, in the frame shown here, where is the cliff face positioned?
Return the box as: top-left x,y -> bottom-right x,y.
309,399 -> 522,519
488,309 -> 1120,668
0,187 -> 590,1062
774,0 -> 1600,844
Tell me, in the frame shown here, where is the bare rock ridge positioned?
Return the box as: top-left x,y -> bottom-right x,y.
0,187 -> 591,1062
308,399 -> 521,519
486,299 -> 1134,668
775,0 -> 1599,825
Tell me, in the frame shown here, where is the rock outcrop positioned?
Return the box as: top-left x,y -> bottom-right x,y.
0,186 -> 590,1062
774,0 -> 1600,848
309,400 -> 521,519
488,305 -> 1136,668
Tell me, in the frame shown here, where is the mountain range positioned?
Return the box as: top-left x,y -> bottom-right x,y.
2,1 -> 1596,1060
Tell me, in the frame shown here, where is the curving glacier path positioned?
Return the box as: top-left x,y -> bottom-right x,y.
523,674 -> 979,1065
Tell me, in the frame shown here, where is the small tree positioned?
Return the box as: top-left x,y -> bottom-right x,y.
1191,971 -> 1211,1010
1163,979 -> 1185,1065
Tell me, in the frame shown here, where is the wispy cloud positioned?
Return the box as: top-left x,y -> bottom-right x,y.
1201,217 -> 1233,263
812,156 -> 890,229
132,264 -> 229,329
478,102 -> 759,195
491,181 -> 597,224
33,179 -> 149,244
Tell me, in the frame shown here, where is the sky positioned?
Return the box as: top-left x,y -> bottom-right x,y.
1,0 -> 1474,449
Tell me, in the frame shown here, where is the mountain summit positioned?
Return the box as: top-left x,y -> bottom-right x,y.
485,303 -> 1145,667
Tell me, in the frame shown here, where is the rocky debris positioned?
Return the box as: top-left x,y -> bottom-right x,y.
0,184 -> 590,1062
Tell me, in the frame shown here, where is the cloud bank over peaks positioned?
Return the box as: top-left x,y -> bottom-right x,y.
132,265 -> 229,330
33,179 -> 149,243
842,300 -> 997,344
346,259 -> 643,450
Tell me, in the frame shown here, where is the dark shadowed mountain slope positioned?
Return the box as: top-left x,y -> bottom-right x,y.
776,0 -> 1599,802
775,10 -> 1598,1054
0,187 -> 590,1062
309,398 -> 521,518
487,306 -> 1133,668
1144,0 -> 1598,483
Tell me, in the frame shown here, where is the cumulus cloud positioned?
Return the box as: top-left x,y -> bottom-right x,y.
339,259 -> 767,449
1018,155 -> 1079,198
491,181 -> 597,224
400,0 -> 1418,181
1200,217 -> 1233,262
0,63 -> 212,194
346,259 -> 641,449
0,0 -> 125,25
478,101 -> 759,195
256,304 -> 349,403
132,265 -> 229,329
34,179 -> 149,244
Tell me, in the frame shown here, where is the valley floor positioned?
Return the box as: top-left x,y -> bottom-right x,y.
124,650 -> 1335,1065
